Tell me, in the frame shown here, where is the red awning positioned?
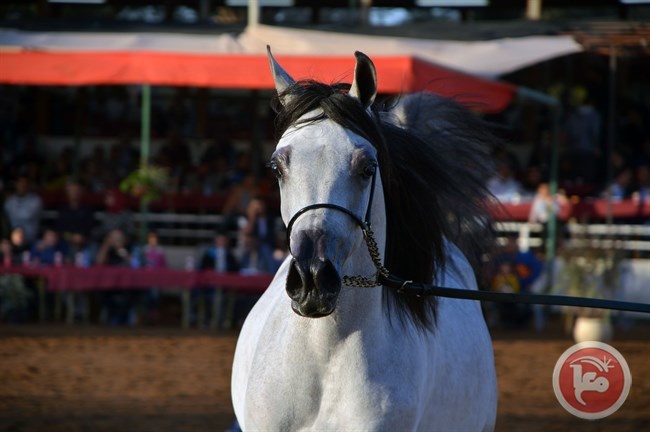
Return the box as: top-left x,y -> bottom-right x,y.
0,50 -> 515,112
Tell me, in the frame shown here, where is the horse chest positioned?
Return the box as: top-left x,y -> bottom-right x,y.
241,313 -> 428,430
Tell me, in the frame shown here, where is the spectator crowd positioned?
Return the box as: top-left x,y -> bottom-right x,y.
1,84 -> 648,328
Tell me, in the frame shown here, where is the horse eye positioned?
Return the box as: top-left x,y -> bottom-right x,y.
267,160 -> 282,179
361,163 -> 377,179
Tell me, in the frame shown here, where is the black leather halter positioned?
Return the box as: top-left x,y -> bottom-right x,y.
285,171 -> 377,254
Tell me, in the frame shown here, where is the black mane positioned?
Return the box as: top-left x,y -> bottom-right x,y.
273,80 -> 497,330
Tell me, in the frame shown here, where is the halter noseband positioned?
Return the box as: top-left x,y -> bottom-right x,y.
285,171 -> 377,260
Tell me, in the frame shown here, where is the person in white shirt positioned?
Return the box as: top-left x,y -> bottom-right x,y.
3,175 -> 42,245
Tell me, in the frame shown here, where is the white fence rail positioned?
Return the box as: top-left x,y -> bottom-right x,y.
495,221 -> 650,253
42,211 -> 650,253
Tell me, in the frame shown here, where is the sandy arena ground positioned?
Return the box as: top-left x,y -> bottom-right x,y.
1,317 -> 649,432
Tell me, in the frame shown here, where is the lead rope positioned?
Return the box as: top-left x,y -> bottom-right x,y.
342,224 -> 391,288
347,225 -> 650,314
288,201 -> 650,313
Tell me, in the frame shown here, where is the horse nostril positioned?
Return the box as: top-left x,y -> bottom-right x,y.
312,259 -> 341,297
286,259 -> 306,299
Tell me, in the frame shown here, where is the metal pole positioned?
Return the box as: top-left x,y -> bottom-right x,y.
545,104 -> 561,289
73,87 -> 85,179
140,84 -> 151,169
248,0 -> 259,27
526,0 -> 542,20
516,87 -> 560,292
606,46 -> 617,228
139,84 -> 151,246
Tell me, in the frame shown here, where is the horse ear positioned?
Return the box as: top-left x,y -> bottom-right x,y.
267,45 -> 296,106
349,51 -> 377,109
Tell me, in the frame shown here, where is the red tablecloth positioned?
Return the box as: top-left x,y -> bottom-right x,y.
0,265 -> 273,293
492,199 -> 650,222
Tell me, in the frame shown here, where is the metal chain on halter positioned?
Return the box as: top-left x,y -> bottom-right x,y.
342,224 -> 390,288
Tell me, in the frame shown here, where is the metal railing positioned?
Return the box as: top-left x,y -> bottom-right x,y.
42,211 -> 650,252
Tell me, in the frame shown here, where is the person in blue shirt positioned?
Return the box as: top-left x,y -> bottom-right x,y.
30,227 -> 68,266
194,231 -> 241,329
490,236 -> 544,328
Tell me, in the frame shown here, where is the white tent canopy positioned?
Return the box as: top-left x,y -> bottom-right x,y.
239,25 -> 582,77
0,24 -> 582,78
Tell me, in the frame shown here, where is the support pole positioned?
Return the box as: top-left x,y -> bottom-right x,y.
606,46 -> 617,228
545,104 -> 561,280
139,84 -> 152,246
72,87 -> 86,179
140,85 -> 151,168
516,87 -> 560,292
248,0 -> 259,27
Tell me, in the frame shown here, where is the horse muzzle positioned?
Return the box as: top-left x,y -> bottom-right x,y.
286,229 -> 342,318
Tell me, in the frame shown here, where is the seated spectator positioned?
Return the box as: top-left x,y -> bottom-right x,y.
211,155 -> 234,194
489,236 -> 543,328
66,232 -> 94,268
109,134 -> 138,180
632,164 -> 650,203
602,166 -> 633,201
239,232 -> 280,275
195,231 -> 240,329
30,228 -> 68,267
95,187 -> 134,242
3,174 -> 42,245
95,228 -> 136,326
200,136 -> 235,169
43,147 -> 74,192
0,240 -> 9,267
142,231 -> 167,269
55,179 -> 96,244
96,228 -> 132,267
140,230 -> 167,324
528,183 -> 569,250
486,160 -> 523,203
490,261 -> 521,329
239,196 -> 277,273
491,261 -> 520,294
1,226 -> 36,321
269,230 -> 290,273
222,173 -> 259,231
200,231 -> 240,273
563,90 -> 601,184
229,151 -> 254,186
80,153 -> 108,193
182,152 -> 230,197
156,129 -> 191,193
196,137 -> 235,196
3,226 -> 31,266
520,165 -> 544,198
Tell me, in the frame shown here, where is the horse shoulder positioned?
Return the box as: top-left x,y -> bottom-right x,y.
231,256 -> 293,424
416,242 -> 497,431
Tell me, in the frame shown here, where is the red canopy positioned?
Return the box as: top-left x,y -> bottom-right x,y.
0,50 -> 515,112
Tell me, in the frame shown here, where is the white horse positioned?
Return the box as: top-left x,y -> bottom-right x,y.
232,48 -> 498,431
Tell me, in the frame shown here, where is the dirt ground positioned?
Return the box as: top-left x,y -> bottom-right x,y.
1,316 -> 649,432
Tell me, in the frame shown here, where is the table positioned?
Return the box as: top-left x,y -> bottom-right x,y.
0,265 -> 273,327
492,198 -> 650,221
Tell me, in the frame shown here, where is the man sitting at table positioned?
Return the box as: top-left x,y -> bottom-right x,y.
30,227 -> 68,267
195,230 -> 240,329
55,179 -> 95,246
95,228 -> 136,326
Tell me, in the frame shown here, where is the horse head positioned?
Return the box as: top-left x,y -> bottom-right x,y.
268,47 -> 382,318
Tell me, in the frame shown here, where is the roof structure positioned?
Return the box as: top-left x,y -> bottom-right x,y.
0,24 -> 584,112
